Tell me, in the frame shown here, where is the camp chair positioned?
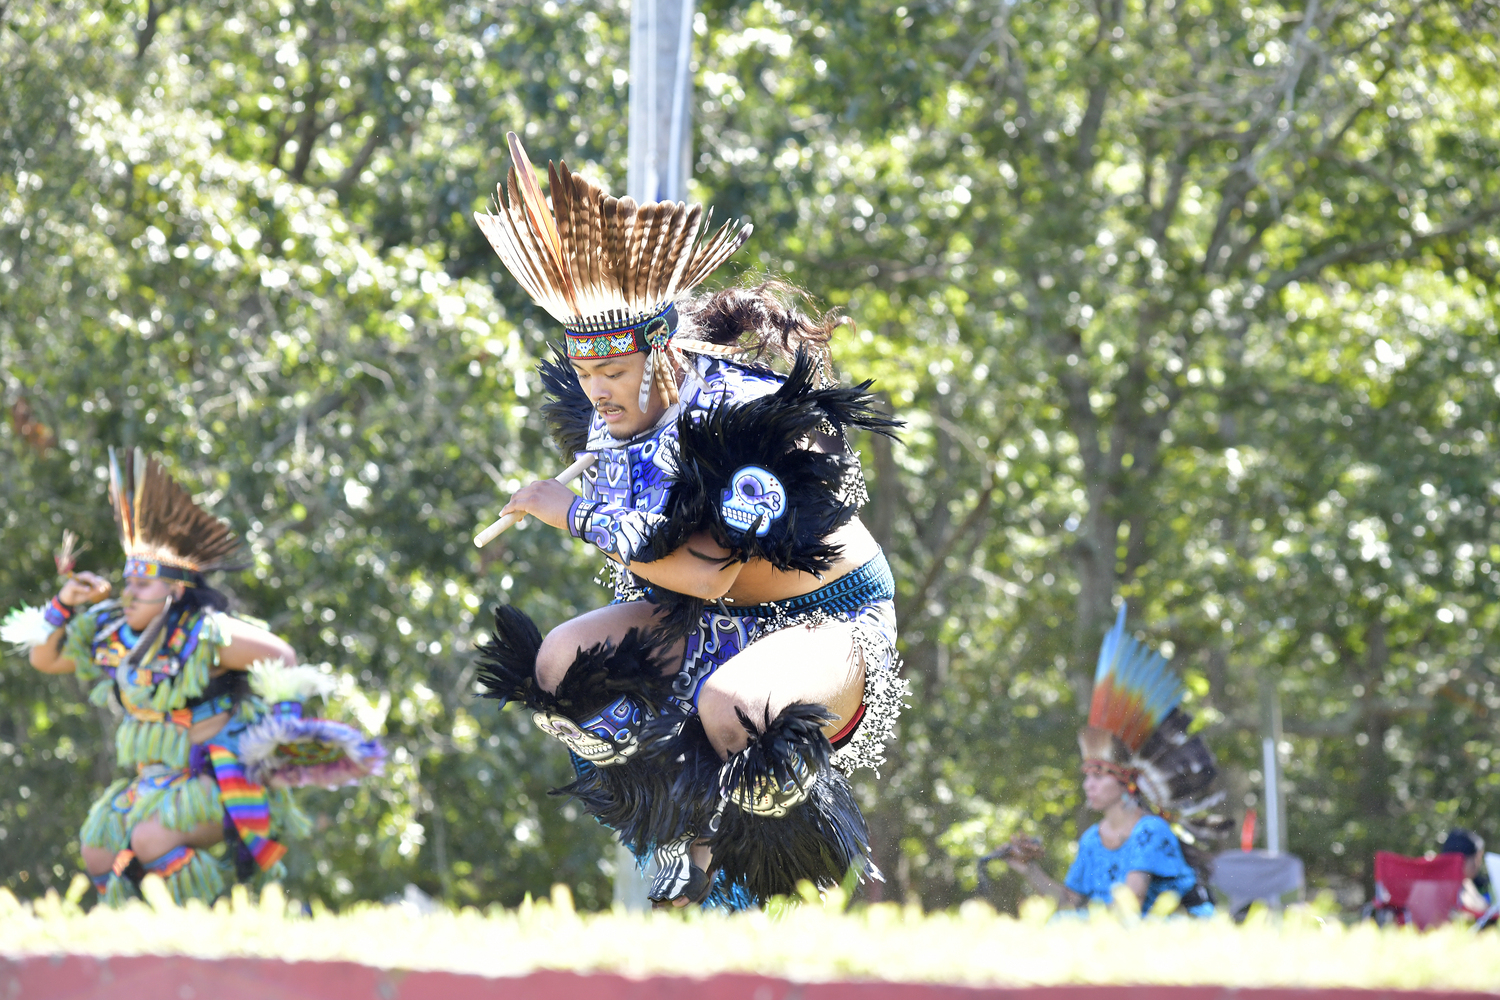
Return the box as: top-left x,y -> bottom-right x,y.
1210,850 -> 1305,920
1370,851 -> 1464,929
1472,852 -> 1500,932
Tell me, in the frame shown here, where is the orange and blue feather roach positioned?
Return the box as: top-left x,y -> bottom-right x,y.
1088,604 -> 1183,754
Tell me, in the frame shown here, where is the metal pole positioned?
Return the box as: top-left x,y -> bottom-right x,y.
1259,672 -> 1287,855
615,0 -> 698,910
628,0 -> 697,204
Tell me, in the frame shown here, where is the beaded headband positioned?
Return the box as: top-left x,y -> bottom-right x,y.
564,302 -> 678,361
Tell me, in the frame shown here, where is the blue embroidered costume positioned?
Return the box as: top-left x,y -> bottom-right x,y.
1066,814 -> 1212,916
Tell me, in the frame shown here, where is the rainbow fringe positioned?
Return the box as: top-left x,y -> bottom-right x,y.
144,845 -> 195,878
1088,604 -> 1184,752
207,743 -> 286,871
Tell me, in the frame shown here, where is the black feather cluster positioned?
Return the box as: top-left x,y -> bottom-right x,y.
474,605 -> 546,710
474,604 -> 675,718
537,346 -> 594,457
707,702 -> 877,903
640,350 -> 901,574
562,711 -> 715,856
548,627 -> 676,719
1137,707 -> 1232,840
556,752 -> 685,858
477,604 -> 695,852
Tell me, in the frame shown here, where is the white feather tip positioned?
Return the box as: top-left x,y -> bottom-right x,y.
1,606 -> 55,653
248,661 -> 335,704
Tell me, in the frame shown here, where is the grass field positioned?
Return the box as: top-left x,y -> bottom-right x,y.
3,878 -> 1498,992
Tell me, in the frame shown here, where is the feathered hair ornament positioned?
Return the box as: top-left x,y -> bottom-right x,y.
1080,604 -> 1226,834
108,447 -> 241,584
54,530 -> 80,578
474,131 -> 754,410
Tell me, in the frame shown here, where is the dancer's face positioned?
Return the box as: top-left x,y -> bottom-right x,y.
121,575 -> 183,631
571,351 -> 664,439
1082,770 -> 1126,812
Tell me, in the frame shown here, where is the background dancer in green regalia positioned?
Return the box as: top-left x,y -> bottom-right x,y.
2,449 -> 384,905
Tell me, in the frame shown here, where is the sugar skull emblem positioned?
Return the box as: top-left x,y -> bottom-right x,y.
720,465 -> 786,538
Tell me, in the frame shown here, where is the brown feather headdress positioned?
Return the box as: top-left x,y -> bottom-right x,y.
474,132 -> 753,407
109,447 -> 241,584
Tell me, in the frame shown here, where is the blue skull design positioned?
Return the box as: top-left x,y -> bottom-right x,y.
720,465 -> 787,538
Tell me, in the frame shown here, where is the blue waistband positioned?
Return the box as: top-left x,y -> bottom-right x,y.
188,693 -> 236,725
716,551 -> 894,618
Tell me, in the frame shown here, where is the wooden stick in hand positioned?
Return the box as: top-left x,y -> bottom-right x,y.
473,454 -> 597,548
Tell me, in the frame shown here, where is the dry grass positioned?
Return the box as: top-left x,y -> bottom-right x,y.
2,877 -> 1498,992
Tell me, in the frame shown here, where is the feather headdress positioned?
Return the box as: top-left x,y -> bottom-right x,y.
474,131 -> 753,408
1080,604 -> 1224,828
108,447 -> 241,583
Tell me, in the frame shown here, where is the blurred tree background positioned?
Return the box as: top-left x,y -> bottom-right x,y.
3,0 -> 1498,912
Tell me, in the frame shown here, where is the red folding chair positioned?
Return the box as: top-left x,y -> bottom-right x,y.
1371,851 -> 1465,929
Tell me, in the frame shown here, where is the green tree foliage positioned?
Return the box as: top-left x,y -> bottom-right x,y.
4,0 -> 1499,912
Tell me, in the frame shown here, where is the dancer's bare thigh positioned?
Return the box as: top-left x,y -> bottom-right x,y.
697,621 -> 866,758
536,601 -> 686,693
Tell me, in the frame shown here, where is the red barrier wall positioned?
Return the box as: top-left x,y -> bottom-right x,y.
0,957 -> 1494,1000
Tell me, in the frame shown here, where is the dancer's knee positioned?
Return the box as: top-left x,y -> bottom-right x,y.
129,821 -> 179,863
536,624 -> 583,694
698,685 -> 759,759
80,844 -> 116,875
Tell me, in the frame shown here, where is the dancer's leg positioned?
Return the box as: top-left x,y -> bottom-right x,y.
651,620 -> 876,906
536,601 -> 685,692
696,620 -> 866,758
129,775 -> 225,861
129,815 -> 224,862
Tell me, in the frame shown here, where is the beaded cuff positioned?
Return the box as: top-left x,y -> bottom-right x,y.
567,495 -> 600,540
43,596 -> 75,629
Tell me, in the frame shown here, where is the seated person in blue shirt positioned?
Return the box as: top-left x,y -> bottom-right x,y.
1004,762 -> 1211,915
995,605 -> 1224,916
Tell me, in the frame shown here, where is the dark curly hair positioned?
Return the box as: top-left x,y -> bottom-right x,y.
676,280 -> 844,370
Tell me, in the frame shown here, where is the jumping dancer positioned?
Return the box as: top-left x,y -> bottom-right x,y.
471,133 -> 907,908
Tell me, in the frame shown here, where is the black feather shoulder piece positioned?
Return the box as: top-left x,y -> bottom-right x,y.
537,345 -> 593,456
640,350 -> 900,575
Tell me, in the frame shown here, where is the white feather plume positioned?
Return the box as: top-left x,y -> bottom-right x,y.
248,660 -> 335,704
1,606 -> 55,652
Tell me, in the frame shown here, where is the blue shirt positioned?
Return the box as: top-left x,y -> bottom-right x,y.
1065,814 -> 1211,915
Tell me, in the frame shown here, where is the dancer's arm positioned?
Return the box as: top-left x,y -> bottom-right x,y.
28,571 -> 112,675
601,530 -> 745,599
217,617 -> 297,671
1008,859 -> 1086,909
498,479 -> 748,598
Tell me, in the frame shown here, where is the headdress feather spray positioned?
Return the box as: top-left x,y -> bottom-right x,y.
108,447 -> 241,578
474,132 -> 754,408
1080,604 -> 1227,837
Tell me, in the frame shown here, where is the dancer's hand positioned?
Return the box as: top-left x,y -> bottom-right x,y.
58,571 -> 111,608
996,835 -> 1045,871
499,479 -> 577,531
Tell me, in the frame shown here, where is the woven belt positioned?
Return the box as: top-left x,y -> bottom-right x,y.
123,693 -> 235,727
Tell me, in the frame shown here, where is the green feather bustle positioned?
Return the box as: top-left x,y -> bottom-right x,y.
124,771 -> 223,833
157,848 -> 229,906
79,778 -> 132,851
